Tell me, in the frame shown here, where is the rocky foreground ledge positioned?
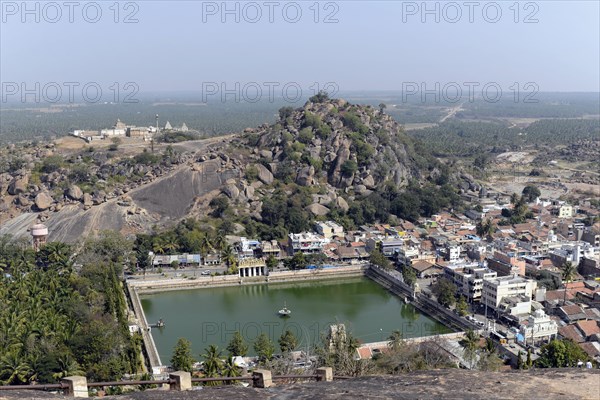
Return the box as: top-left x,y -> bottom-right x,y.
2,369 -> 599,400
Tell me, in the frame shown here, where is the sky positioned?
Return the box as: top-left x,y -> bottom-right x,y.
1,0 -> 599,101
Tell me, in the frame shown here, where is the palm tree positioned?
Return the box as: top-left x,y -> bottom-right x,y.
220,244 -> 237,269
213,234 -> 226,252
221,357 -> 241,385
460,329 -> 480,369
387,330 -> 403,352
199,235 -> 213,258
0,351 -> 31,385
561,261 -> 576,305
152,238 -> 166,255
52,355 -> 84,380
201,345 -> 224,380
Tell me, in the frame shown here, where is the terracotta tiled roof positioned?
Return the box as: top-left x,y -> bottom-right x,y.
565,282 -> 586,289
356,346 -> 372,360
545,290 -> 574,302
576,320 -> 600,338
412,260 -> 436,272
561,304 -> 585,317
579,342 -> 600,358
558,325 -> 585,343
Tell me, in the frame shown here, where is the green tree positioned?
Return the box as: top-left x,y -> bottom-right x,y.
522,184 -> 541,202
170,338 -> 195,373
221,357 -> 241,384
253,333 -> 275,363
460,330 -> 479,369
309,90 -> 329,103
226,331 -> 248,357
456,296 -> 469,317
536,339 -> 589,368
221,244 -> 237,270
341,160 -> 358,177
369,249 -> 392,270
402,265 -> 417,287
475,218 -> 495,240
517,351 -> 524,369
201,345 -> 224,378
387,330 -> 403,352
432,278 -> 457,308
265,254 -> 278,271
285,252 -> 307,270
278,330 -> 298,353
472,153 -> 488,170
561,261 -> 576,305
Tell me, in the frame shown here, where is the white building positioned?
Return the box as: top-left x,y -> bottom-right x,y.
288,232 -> 330,254
238,237 -> 261,259
549,241 -> 595,266
100,119 -> 127,137
519,309 -> 558,345
444,263 -> 497,302
558,204 -> 573,219
314,221 -> 344,239
444,244 -> 462,262
482,275 -> 537,312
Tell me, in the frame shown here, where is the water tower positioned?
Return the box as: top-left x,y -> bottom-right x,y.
31,223 -> 48,251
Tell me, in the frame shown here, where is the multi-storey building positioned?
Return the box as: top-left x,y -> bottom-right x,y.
314,221 -> 344,239
444,263 -> 497,302
288,233 -> 330,254
482,275 -> 537,312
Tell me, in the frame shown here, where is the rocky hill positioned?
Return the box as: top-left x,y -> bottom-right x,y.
0,97 -> 466,242
247,97 -> 425,191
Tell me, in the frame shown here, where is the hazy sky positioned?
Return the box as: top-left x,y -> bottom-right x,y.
1,0 -> 599,99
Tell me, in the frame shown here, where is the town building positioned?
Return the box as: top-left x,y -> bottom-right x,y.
518,309 -> 558,345
365,238 -> 405,258
100,119 -> 127,137
549,242 -> 595,266
152,253 -> 202,267
238,258 -> 267,278
443,262 -> 497,302
487,250 -> 526,277
260,240 -> 282,259
237,237 -> 261,259
314,221 -> 344,239
482,275 -> 537,313
288,232 -> 330,254
410,260 -> 444,279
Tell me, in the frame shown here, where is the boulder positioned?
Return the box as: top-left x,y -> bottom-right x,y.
8,176 -> 28,195
307,203 -> 330,216
296,166 -> 315,186
256,164 -> 274,185
244,185 -> 255,200
66,185 -> 83,200
336,196 -> 349,212
362,174 -> 376,189
34,192 -> 53,210
223,184 -> 240,199
83,193 -> 93,207
259,149 -> 273,160
17,195 -> 31,207
354,184 -> 371,196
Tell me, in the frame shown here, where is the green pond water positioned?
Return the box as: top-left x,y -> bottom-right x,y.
141,277 -> 451,361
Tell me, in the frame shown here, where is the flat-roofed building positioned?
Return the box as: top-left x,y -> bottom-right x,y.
314,221 -> 344,239
482,275 -> 537,312
288,232 -> 330,254
444,262 -> 497,302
